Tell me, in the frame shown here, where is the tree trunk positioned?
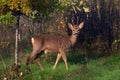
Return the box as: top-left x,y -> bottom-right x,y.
15,16 -> 20,65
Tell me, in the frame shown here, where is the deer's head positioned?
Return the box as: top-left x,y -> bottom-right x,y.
68,22 -> 84,35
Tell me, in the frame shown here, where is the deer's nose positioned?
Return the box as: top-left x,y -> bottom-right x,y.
74,31 -> 79,35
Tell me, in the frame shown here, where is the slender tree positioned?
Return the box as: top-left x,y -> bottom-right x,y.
0,0 -> 62,78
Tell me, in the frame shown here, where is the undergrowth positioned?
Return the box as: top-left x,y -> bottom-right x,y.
0,51 -> 120,80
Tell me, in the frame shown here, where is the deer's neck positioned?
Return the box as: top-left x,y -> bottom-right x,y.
69,35 -> 77,46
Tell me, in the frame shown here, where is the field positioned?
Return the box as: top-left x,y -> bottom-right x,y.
0,51 -> 120,80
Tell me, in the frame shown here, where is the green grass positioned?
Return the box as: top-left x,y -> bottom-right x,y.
0,51 -> 120,80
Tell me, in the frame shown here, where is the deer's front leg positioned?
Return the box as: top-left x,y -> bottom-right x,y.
61,51 -> 68,70
53,53 -> 61,69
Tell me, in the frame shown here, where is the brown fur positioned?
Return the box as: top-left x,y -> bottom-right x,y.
26,22 -> 84,72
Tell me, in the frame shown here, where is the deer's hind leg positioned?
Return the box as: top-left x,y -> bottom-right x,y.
26,50 -> 42,73
34,53 -> 44,70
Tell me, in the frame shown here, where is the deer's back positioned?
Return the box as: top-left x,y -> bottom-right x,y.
33,35 -> 72,52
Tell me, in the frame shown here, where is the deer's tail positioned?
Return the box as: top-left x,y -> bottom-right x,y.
31,37 -> 34,44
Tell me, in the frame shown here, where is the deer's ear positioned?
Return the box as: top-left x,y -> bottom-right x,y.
78,22 -> 84,29
68,23 -> 74,30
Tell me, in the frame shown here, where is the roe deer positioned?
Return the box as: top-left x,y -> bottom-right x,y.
26,22 -> 84,72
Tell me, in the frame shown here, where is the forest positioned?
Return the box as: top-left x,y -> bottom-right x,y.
0,0 -> 120,80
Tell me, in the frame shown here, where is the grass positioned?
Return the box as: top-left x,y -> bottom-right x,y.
0,51 -> 120,80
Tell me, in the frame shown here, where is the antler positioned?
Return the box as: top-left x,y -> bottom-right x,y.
71,5 -> 79,25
